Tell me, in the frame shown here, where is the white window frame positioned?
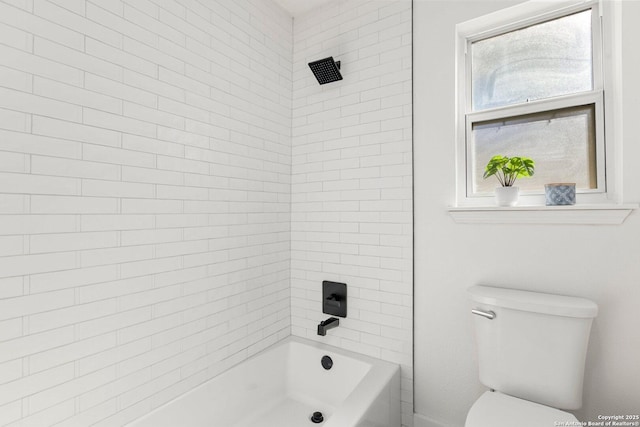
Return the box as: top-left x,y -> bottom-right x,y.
454,0 -> 618,208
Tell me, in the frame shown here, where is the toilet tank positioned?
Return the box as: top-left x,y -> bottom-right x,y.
468,285 -> 598,410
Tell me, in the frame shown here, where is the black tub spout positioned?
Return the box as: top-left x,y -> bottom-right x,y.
317,317 -> 339,336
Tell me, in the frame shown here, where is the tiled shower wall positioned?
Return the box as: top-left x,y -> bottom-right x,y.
0,0 -> 292,425
290,1 -> 413,426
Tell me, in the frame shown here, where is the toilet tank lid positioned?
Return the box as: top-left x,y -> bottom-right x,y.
468,285 -> 598,318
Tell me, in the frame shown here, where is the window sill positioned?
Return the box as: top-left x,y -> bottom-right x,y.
448,204 -> 637,225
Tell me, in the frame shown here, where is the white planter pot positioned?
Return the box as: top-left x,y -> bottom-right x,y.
495,186 -> 519,207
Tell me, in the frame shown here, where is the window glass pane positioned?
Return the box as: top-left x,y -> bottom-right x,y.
471,10 -> 593,111
471,105 -> 596,194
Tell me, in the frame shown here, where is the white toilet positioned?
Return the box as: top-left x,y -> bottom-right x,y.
466,285 -> 598,427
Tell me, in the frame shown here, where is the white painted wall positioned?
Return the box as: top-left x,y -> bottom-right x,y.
0,0 -> 292,424
413,1 -> 640,426
289,0 -> 413,426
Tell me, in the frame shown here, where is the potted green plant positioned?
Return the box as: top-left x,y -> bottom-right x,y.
483,155 -> 535,206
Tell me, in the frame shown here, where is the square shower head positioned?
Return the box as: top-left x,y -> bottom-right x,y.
308,57 -> 343,85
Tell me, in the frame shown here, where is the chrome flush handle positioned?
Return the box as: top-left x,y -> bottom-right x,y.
471,309 -> 496,320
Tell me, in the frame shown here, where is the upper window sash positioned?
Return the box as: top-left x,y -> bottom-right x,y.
458,0 -> 603,114
469,9 -> 595,112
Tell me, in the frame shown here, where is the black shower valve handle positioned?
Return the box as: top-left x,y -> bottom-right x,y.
326,293 -> 341,308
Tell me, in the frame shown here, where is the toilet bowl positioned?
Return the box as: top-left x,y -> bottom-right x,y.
466,285 -> 598,427
465,391 -> 579,427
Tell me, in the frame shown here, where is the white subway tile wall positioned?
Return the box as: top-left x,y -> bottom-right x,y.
0,0 -> 292,425
290,1 -> 413,426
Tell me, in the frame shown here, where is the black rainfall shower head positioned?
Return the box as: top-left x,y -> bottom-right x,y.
308,57 -> 343,85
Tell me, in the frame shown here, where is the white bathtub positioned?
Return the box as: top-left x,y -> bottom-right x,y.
127,336 -> 400,427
